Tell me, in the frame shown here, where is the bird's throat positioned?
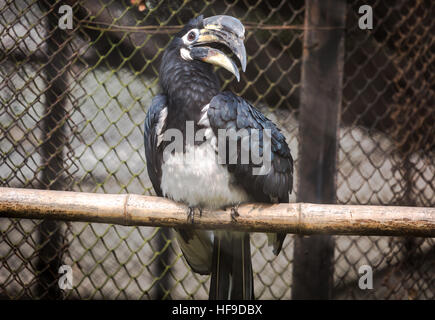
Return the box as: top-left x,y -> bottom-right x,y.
160,50 -> 220,123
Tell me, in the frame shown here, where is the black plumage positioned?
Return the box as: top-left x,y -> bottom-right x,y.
144,15 -> 293,299
208,92 -> 293,204
144,94 -> 166,197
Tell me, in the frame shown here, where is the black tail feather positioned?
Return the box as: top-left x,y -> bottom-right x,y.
231,232 -> 253,299
209,232 -> 231,299
209,232 -> 254,300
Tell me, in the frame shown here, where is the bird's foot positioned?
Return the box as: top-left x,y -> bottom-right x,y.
230,203 -> 240,222
187,206 -> 195,224
187,206 -> 202,224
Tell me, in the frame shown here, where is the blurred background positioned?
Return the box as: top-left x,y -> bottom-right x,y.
0,0 -> 433,299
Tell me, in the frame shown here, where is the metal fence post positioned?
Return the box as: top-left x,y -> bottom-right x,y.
292,0 -> 346,299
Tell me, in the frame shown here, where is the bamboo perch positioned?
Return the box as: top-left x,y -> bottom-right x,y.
0,187 -> 434,237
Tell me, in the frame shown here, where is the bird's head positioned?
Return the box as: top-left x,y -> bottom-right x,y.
172,15 -> 247,82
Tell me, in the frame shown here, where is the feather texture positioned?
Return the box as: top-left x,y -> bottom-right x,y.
144,16 -> 293,299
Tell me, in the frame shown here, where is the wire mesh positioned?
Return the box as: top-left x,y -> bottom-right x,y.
334,0 -> 434,299
0,0 -> 433,299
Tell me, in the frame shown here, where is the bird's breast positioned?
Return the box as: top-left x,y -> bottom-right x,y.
160,140 -> 249,209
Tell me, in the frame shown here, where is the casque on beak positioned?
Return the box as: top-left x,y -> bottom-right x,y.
189,15 -> 247,82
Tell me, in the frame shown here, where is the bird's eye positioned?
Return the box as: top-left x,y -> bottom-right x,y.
187,31 -> 197,42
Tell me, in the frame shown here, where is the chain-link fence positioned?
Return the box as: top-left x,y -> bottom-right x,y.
0,0 -> 433,300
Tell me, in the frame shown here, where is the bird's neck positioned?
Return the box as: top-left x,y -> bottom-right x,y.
160,50 -> 220,128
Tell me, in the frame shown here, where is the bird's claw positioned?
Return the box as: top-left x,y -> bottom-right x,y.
230,203 -> 240,222
187,206 -> 195,224
187,206 -> 203,224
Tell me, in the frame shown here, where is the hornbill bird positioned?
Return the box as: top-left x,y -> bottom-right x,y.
144,15 -> 293,299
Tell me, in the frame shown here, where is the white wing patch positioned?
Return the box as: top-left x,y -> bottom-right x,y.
198,104 -> 210,126
156,107 -> 168,147
198,104 -> 217,150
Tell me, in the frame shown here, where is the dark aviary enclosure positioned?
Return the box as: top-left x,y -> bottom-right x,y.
1,0 -> 433,299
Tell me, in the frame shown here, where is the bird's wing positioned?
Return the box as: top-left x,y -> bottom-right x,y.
205,91 -> 294,254
144,95 -> 214,275
144,94 -> 168,197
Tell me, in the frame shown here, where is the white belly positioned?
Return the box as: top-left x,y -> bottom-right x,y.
160,141 -> 249,209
